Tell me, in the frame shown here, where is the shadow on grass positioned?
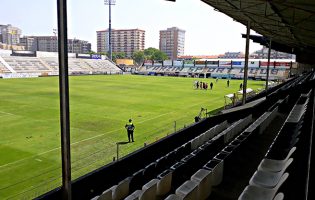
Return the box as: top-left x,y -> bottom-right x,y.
116,141 -> 129,145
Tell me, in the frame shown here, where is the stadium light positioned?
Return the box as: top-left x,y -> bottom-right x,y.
104,0 -> 116,61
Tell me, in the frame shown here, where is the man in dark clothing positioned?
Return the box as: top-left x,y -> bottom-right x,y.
210,82 -> 213,90
227,79 -> 230,87
125,119 -> 135,142
240,83 -> 243,90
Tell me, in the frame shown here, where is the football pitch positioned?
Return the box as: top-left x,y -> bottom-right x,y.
0,75 -> 264,199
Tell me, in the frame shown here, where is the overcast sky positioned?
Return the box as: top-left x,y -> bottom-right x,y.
1,0 -> 262,55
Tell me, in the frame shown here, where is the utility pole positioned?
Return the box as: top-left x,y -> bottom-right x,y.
242,21 -> 251,105
104,0 -> 116,61
57,0 -> 71,199
266,39 -> 272,90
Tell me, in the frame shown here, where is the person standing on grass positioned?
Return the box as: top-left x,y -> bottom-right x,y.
227,79 -> 230,87
125,119 -> 135,142
210,82 -> 213,90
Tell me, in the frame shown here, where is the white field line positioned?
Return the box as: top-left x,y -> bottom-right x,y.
0,111 -> 16,116
0,112 -> 172,169
0,100 -> 209,169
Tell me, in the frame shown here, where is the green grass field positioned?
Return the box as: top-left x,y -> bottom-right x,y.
0,75 -> 264,199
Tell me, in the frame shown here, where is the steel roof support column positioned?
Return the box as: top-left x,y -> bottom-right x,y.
265,39 -> 272,90
57,0 -> 72,199
243,21 -> 250,105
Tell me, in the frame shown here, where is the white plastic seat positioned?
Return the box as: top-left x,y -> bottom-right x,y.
99,186 -> 113,200
112,177 -> 131,200
250,158 -> 292,188
238,173 -> 288,200
164,194 -> 182,200
190,169 -> 212,200
199,133 -> 206,146
156,170 -> 172,197
140,179 -> 158,200
175,180 -> 198,200
259,147 -> 296,172
273,193 -> 284,200
124,190 -> 142,200
191,136 -> 200,150
204,159 -> 224,186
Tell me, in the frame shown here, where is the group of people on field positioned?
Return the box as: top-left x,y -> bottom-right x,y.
194,79 -> 243,90
194,81 -> 212,90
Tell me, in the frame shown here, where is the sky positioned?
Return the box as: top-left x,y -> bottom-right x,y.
0,0 -> 262,55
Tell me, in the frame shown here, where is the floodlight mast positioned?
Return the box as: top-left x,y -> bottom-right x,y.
104,0 -> 116,61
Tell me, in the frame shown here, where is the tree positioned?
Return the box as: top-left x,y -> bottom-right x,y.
87,50 -> 96,55
114,52 -> 126,59
144,47 -> 157,60
107,52 -> 126,62
143,47 -> 168,61
152,50 -> 168,61
132,51 -> 145,65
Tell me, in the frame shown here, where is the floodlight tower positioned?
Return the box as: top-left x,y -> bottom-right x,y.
104,0 -> 116,61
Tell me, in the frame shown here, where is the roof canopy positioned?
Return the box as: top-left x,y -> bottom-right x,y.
201,0 -> 315,64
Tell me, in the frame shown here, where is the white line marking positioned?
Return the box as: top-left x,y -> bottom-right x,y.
0,111 -> 16,116
35,159 -> 42,162
0,100 -> 210,169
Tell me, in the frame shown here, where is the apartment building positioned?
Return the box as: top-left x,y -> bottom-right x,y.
159,27 -> 185,60
97,28 -> 145,57
0,24 -> 22,45
20,36 -> 91,53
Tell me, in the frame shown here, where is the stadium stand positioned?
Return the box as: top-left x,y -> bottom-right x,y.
2,56 -> 50,73
0,58 -> 11,73
36,71 -> 314,200
84,59 -> 121,74
0,55 -> 122,77
138,62 -> 291,80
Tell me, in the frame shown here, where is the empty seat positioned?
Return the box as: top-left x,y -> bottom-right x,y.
124,190 -> 142,200
140,179 -> 158,200
175,180 -> 198,200
190,169 -> 212,200
164,194 -> 182,200
203,159 -> 223,186
249,159 -> 292,188
238,173 -> 289,200
258,147 -> 296,172
273,193 -> 284,200
157,169 -> 172,197
112,177 -> 131,200
191,136 -> 200,150
98,187 -> 113,200
198,133 -> 207,146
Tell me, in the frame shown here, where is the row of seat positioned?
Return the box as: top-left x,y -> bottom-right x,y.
161,110 -> 276,199
238,90 -> 311,200
90,117 -> 252,200
162,91 -> 298,200
155,115 -> 256,200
